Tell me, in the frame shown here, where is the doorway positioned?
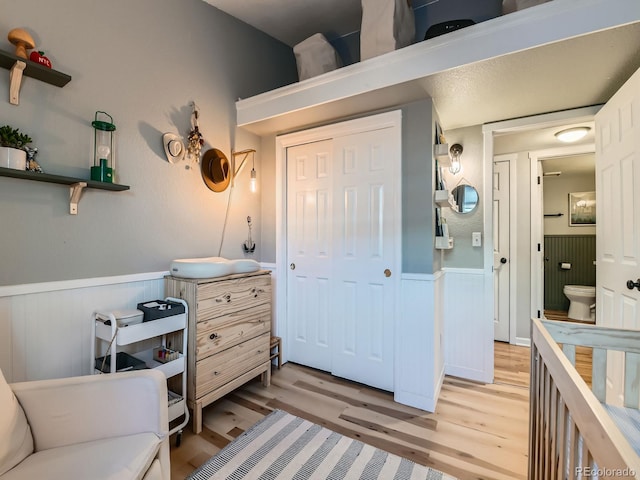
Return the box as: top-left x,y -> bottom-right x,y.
529,145 -> 596,323
484,106 -> 600,352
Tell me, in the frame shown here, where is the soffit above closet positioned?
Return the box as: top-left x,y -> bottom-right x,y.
227,0 -> 640,136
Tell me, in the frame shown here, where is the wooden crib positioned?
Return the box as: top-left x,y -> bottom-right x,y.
529,318 -> 640,479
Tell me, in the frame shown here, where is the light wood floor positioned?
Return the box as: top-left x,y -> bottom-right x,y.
171,341 -> 532,480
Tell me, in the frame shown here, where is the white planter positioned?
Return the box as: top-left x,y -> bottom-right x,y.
0,146 -> 26,170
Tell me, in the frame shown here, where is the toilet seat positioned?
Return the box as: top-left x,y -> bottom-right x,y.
563,285 -> 595,295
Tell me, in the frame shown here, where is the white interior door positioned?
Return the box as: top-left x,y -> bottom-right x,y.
595,67 -> 640,406
493,160 -> 510,342
285,113 -> 400,392
330,128 -> 398,392
286,140 -> 333,372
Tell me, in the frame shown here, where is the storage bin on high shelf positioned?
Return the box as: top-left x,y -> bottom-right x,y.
164,270 -> 272,434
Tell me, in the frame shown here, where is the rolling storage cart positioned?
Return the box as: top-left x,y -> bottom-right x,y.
90,297 -> 190,446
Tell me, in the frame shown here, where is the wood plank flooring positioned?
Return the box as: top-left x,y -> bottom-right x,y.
171,342 -> 531,480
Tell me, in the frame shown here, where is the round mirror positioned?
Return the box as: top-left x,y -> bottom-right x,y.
201,148 -> 231,192
451,184 -> 479,214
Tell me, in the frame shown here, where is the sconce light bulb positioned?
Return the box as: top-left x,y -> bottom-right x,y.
449,159 -> 461,175
250,168 -> 257,193
97,144 -> 110,160
448,143 -> 463,175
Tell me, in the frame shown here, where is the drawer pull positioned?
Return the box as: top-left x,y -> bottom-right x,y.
209,333 -> 219,340
254,288 -> 265,298
214,371 -> 220,376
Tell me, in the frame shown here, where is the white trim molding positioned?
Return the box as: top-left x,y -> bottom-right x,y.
0,271 -> 169,298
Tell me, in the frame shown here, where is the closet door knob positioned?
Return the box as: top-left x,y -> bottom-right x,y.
500,257 -> 507,264
290,263 -> 296,270
384,269 -> 392,277
627,279 -> 640,291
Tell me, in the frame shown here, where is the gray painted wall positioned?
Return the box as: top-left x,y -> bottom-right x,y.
440,125 -> 484,269
403,99 -> 438,274
544,170 -> 596,235
0,0 -> 297,286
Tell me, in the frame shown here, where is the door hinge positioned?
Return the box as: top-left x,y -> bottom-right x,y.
538,243 -> 541,252
537,176 -> 541,185
537,310 -> 541,318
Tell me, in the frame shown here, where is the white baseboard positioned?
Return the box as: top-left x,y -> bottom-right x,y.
515,337 -> 531,347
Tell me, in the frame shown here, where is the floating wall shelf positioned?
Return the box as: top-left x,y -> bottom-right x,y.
0,49 -> 71,104
0,166 -> 129,215
434,144 -> 452,167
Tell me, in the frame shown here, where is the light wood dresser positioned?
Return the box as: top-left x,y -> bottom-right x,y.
165,270 -> 272,433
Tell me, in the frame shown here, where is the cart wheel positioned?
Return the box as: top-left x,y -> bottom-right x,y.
175,430 -> 182,448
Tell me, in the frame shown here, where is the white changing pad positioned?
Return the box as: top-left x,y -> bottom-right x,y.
170,257 -> 260,279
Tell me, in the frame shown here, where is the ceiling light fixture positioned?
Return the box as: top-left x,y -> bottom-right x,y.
554,127 -> 590,143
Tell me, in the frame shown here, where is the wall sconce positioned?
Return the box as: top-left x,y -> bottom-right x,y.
243,215 -> 256,254
232,149 -> 257,193
449,143 -> 462,175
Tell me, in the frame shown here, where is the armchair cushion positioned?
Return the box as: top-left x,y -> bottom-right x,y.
11,369 -> 168,451
1,432 -> 161,480
0,369 -> 33,476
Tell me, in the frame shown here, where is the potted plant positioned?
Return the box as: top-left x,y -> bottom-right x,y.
0,125 -> 32,170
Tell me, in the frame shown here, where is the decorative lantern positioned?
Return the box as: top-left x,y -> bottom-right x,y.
90,111 -> 116,183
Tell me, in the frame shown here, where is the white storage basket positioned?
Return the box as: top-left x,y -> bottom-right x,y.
361,0 -> 415,61
293,33 -> 342,81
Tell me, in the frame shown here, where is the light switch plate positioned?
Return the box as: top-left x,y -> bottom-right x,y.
472,232 -> 482,247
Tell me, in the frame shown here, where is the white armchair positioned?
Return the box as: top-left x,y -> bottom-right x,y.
0,368 -> 170,480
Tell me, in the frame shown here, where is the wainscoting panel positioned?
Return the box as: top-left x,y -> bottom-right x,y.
395,272 -> 444,412
443,268 -> 489,382
544,235 -> 596,311
0,273 -> 166,383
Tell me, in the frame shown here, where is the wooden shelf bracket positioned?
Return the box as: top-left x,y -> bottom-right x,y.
9,60 -> 26,105
69,181 -> 87,215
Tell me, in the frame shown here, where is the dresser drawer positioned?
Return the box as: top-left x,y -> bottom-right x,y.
195,333 -> 269,398
196,275 -> 271,321
196,303 -> 270,360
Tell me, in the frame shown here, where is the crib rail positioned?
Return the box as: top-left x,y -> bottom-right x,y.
529,318 -> 640,479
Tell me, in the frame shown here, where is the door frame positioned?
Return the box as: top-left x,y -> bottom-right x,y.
274,110 -> 403,365
483,106 -> 601,350
529,144 -> 596,323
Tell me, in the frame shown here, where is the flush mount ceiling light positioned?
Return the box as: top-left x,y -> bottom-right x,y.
555,127 -> 590,143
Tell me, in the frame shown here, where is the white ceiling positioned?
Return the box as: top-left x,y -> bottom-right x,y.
204,0 -> 431,47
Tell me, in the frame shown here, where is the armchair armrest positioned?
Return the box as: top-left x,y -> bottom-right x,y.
11,369 -> 168,452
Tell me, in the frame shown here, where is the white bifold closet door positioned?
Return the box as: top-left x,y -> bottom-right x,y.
285,116 -> 400,392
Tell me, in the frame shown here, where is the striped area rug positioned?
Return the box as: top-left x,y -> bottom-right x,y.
187,409 -> 457,479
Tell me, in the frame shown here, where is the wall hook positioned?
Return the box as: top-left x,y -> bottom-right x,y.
242,215 -> 256,254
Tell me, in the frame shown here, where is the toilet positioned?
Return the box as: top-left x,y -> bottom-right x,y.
563,285 -> 596,322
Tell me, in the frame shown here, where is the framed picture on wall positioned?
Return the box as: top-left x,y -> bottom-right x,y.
569,191 -> 596,226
